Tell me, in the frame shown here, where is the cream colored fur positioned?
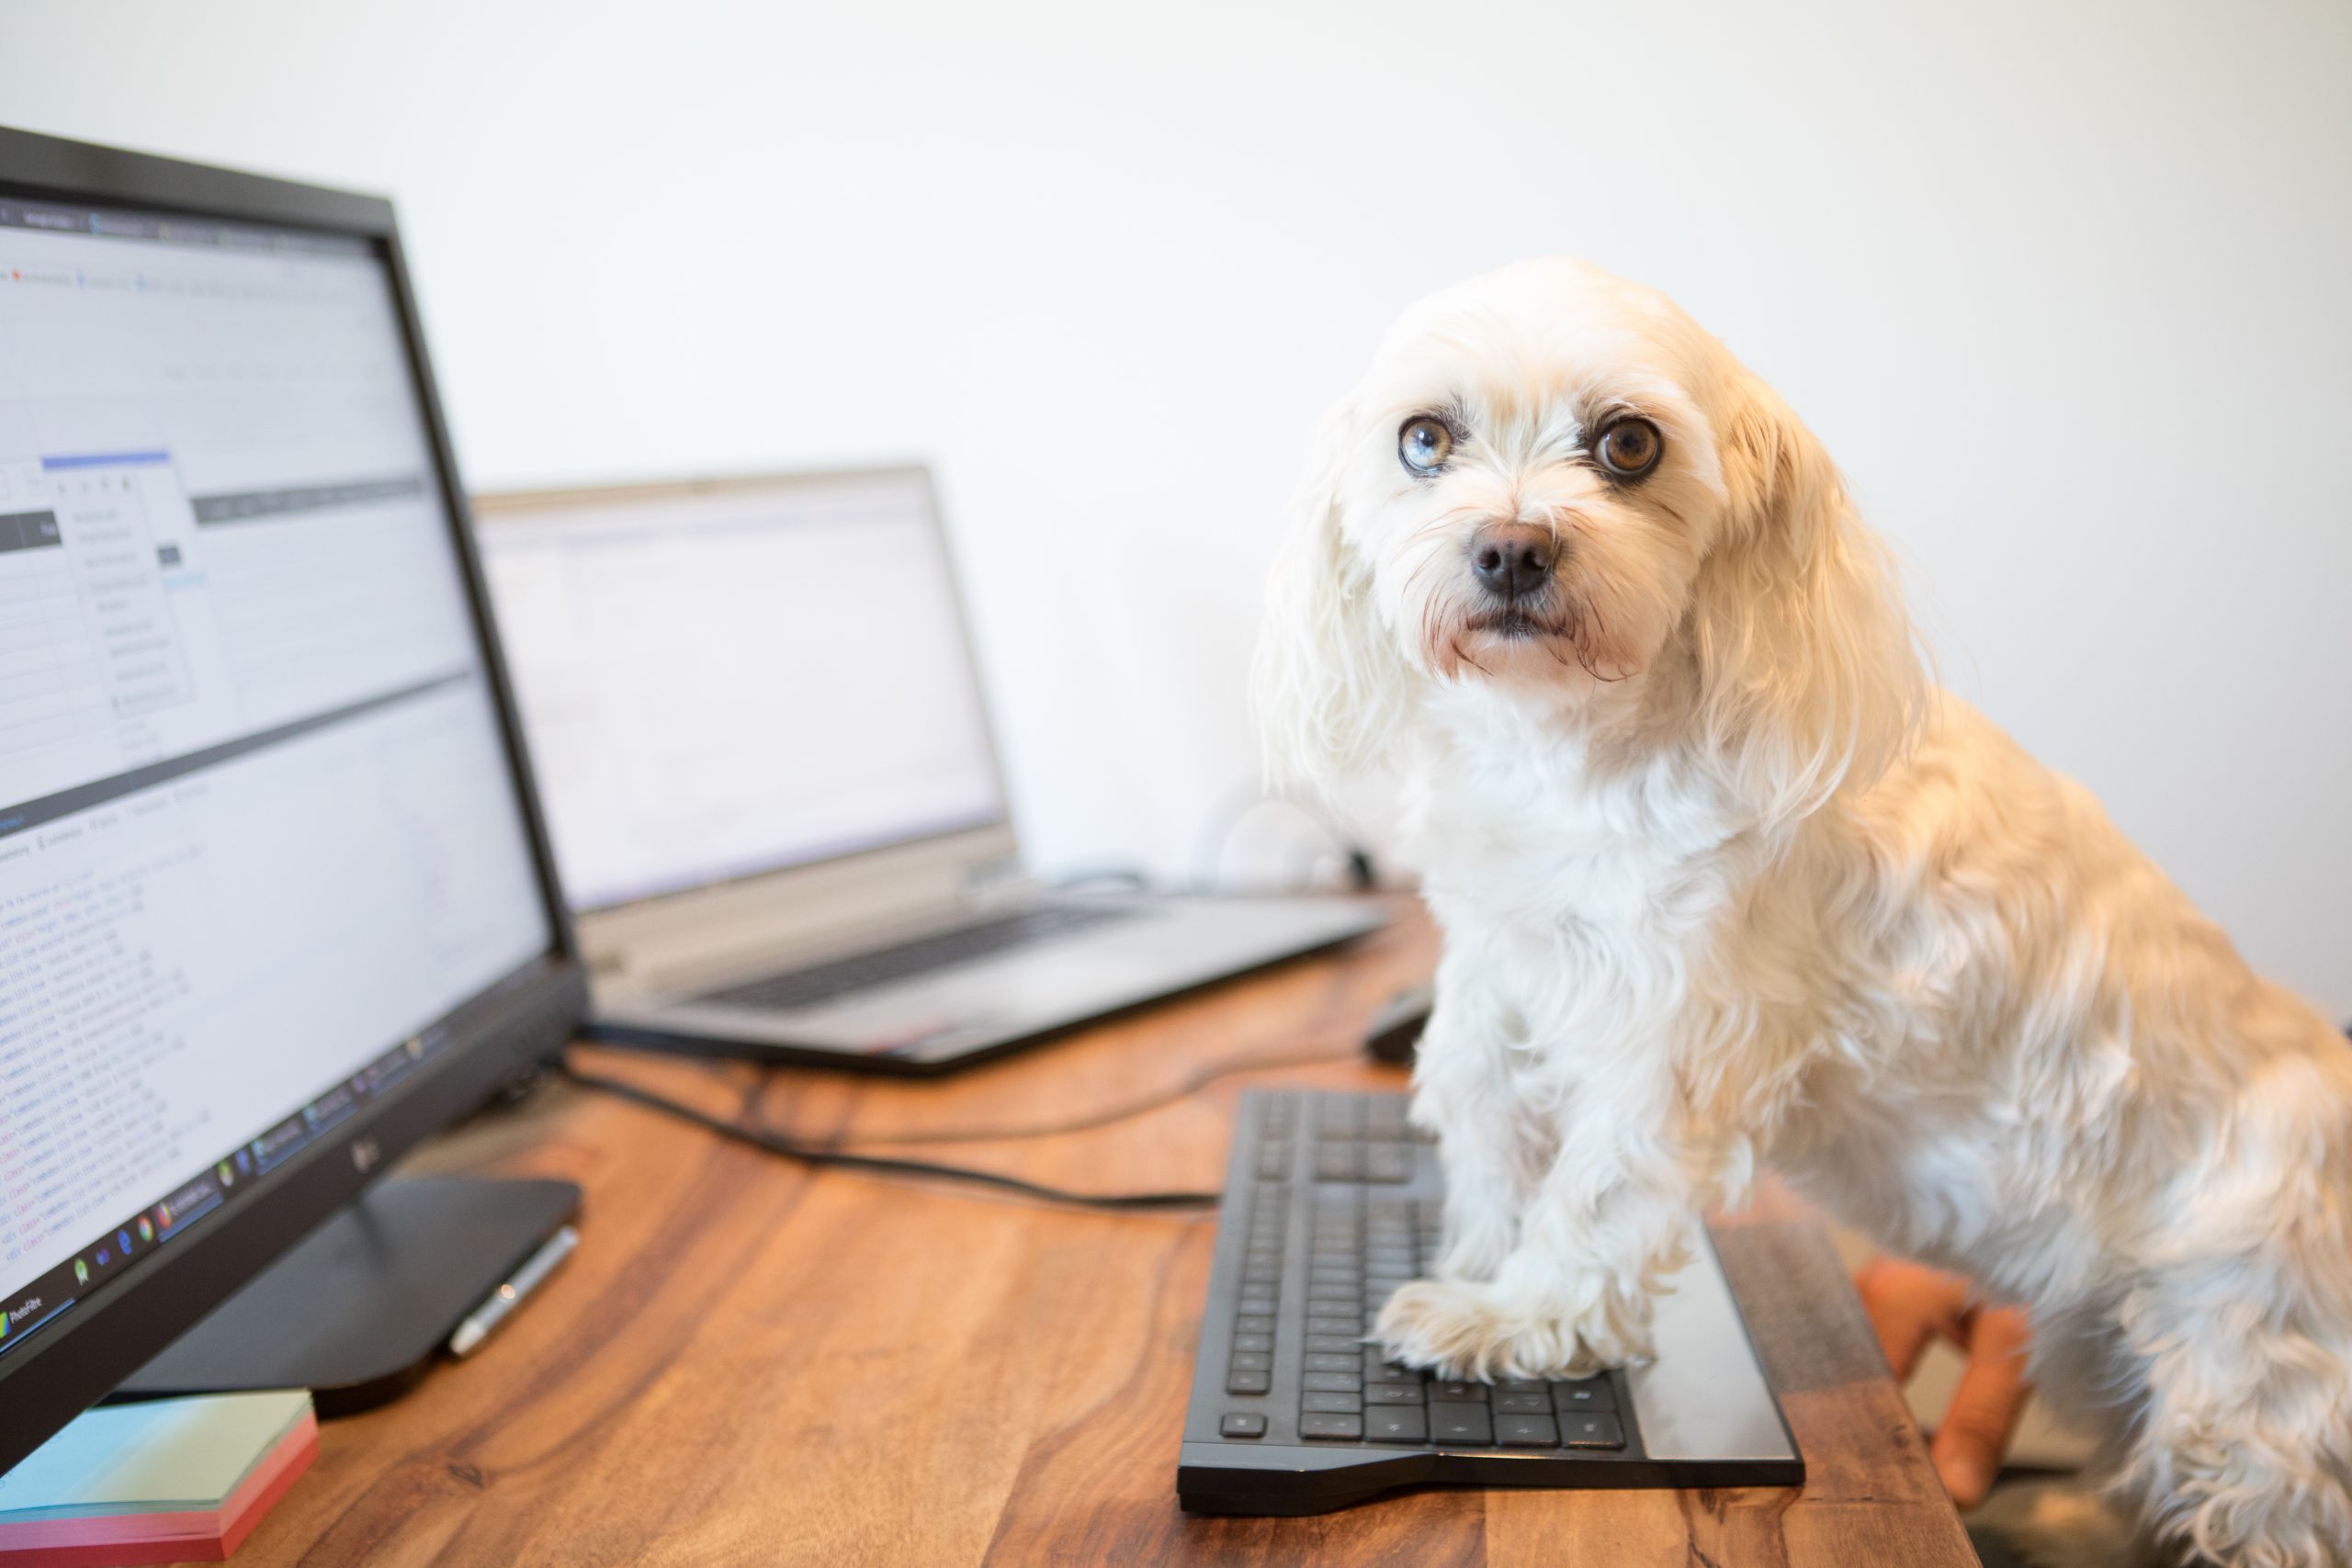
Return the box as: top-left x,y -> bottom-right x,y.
1253,257 -> 2352,1568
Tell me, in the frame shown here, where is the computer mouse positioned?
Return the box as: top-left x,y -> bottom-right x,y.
1363,984 -> 1434,1066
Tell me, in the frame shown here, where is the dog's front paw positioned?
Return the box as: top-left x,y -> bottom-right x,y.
1375,1278 -> 1651,1382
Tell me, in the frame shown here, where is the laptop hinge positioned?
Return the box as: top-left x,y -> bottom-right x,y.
961,855 -> 1041,910
963,855 -> 1028,893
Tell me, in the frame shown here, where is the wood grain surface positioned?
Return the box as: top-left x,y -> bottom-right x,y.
195,901 -> 1976,1567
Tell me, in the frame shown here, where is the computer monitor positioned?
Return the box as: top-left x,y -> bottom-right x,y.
0,128 -> 586,1474
474,472 -> 1007,912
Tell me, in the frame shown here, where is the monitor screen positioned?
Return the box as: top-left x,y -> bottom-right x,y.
0,195 -> 554,1361
478,473 -> 1006,911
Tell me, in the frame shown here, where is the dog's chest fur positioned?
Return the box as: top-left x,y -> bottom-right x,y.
1396,694 -> 2203,1308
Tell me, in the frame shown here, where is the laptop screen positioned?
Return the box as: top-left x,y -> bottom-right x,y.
479,472 -> 1007,911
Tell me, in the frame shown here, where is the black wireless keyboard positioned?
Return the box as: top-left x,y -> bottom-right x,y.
1176,1089 -> 1804,1515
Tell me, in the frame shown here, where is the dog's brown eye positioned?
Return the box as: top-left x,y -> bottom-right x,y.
1595,418 -> 1663,479
1399,416 -> 1453,475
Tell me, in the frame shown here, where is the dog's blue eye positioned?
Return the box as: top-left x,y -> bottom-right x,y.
1399,416 -> 1453,474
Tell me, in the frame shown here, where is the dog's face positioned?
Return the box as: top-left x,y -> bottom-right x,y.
1257,257 -> 1918,819
1331,260 -> 1739,698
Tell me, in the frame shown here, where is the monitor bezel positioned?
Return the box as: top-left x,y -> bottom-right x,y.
0,124 -> 589,1475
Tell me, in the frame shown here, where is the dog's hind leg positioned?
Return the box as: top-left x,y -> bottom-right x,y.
2116,1284 -> 2352,1568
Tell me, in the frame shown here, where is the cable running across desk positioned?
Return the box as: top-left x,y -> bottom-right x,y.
812,1040 -> 1362,1145
558,1056 -> 1224,1212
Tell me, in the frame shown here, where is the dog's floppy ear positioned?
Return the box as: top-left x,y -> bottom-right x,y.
1688,378 -> 1924,823
1251,400 -> 1409,789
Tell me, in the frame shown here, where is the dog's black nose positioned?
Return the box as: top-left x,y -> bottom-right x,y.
1469,525 -> 1558,600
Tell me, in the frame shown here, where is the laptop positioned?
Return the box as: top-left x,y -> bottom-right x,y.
473,468 -> 1384,1073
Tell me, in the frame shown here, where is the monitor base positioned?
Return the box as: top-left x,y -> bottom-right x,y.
109,1176 -> 581,1417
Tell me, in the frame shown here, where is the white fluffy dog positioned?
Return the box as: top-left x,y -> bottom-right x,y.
1253,257 -> 2352,1568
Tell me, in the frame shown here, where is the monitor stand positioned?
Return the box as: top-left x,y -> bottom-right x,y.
110,1176 -> 582,1417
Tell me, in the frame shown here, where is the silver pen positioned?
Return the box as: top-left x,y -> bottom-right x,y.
447,1224 -> 579,1359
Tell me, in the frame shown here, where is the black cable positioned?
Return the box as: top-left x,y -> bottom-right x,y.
556,1056 -> 1223,1213
822,1040 -> 1360,1145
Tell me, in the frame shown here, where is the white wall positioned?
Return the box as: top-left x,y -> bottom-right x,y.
6,0 -> 2348,1012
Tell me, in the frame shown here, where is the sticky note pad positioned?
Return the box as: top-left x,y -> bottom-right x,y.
0,1391 -> 316,1564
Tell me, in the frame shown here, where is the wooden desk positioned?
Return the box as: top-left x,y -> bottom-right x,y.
213,904 -> 1974,1567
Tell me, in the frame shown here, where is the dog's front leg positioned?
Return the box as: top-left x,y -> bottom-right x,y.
1408,952 -> 1539,1283
1380,1061 -> 1744,1381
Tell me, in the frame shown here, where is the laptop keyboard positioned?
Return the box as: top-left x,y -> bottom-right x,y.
1176,1089 -> 1803,1514
691,903 -> 1135,1014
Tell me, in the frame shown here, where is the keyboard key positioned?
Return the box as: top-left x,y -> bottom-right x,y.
1232,1333 -> 1272,1354
1220,1412 -> 1267,1438
1229,1351 -> 1272,1372
1306,1335 -> 1363,1355
1304,1353 -> 1359,1373
1303,1371 -> 1363,1393
1299,1414 -> 1363,1440
1314,1145 -> 1364,1181
1363,1382 -> 1425,1404
1301,1391 -> 1362,1413
1363,1407 -> 1430,1443
1234,1314 -> 1272,1336
1496,1378 -> 1547,1392
1561,1412 -> 1626,1450
1227,1369 -> 1271,1394
1494,1391 -> 1551,1414
1551,1378 -> 1617,1413
1317,1097 -> 1364,1130
1306,1316 -> 1359,1337
1497,1414 -> 1562,1448
1255,1143 -> 1289,1179
1365,1145 -> 1415,1182
1430,1404 -> 1495,1445
1430,1381 -> 1485,1402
